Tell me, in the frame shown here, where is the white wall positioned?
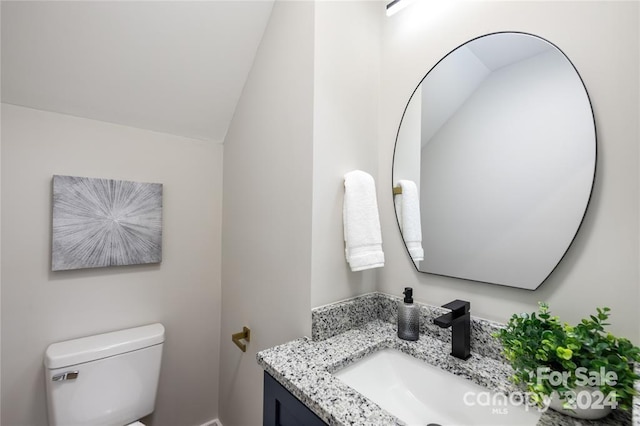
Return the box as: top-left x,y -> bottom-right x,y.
219,2 -> 314,426
218,3 -> 384,424
1,104 -> 222,426
378,1 -> 640,342
0,6 -> 3,421
311,0 -> 382,308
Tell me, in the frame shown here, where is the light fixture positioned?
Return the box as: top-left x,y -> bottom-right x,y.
386,0 -> 415,16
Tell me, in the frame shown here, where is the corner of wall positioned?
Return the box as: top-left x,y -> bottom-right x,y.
219,2 -> 315,425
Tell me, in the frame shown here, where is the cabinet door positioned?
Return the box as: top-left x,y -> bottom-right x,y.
263,372 -> 327,426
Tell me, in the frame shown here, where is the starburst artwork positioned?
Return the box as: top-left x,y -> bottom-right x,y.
52,175 -> 163,271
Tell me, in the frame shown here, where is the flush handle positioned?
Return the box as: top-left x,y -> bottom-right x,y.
52,371 -> 79,381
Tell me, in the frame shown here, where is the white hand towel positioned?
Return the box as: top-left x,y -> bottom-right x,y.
343,170 -> 385,271
394,180 -> 424,262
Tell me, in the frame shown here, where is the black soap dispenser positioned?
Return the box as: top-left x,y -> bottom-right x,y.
398,287 -> 419,341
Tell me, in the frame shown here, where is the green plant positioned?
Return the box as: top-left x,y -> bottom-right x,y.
494,302 -> 640,411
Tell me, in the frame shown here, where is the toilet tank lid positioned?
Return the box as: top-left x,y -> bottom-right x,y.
44,323 -> 165,369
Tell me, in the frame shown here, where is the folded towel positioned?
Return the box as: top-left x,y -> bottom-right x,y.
343,170 -> 385,271
394,180 -> 424,263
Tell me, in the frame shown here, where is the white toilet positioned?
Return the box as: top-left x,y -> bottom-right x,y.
44,323 -> 165,426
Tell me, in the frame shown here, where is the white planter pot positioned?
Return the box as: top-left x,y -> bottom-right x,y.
549,386 -> 613,420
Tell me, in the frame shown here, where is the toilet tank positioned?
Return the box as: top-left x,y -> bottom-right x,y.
44,323 -> 165,426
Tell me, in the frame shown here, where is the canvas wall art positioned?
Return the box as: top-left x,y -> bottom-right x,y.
52,175 -> 163,271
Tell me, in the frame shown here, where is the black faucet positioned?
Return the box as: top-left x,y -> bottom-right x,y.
433,300 -> 471,360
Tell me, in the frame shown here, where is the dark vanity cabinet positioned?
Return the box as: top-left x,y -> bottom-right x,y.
263,372 -> 327,426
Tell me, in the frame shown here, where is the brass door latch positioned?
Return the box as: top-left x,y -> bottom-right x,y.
232,326 -> 251,352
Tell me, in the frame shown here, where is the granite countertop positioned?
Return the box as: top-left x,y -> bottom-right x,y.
257,293 -> 634,426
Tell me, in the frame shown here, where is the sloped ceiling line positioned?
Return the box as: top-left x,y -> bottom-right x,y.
1,1 -> 275,142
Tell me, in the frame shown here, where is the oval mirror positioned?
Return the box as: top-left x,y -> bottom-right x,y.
392,32 -> 596,290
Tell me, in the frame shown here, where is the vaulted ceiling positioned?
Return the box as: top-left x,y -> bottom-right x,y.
1,1 -> 274,142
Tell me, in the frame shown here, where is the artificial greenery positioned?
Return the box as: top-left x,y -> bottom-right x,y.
494,302 -> 640,411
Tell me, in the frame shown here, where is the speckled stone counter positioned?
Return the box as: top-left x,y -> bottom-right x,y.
258,293 -> 633,426
633,364 -> 640,425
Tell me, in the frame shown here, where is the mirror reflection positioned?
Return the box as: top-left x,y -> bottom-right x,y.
392,32 -> 596,290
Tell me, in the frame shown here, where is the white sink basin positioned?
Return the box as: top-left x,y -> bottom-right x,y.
334,348 -> 541,426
